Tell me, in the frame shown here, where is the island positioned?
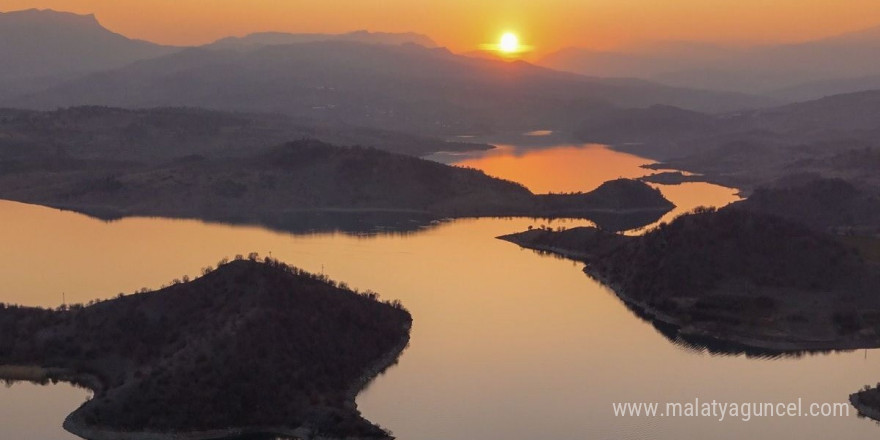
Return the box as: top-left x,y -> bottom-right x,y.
0,138 -> 675,233
499,206 -> 880,352
0,257 -> 412,440
639,171 -> 707,186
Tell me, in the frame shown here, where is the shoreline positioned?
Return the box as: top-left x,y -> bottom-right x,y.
586,266 -> 880,352
0,198 -> 674,237
40,201 -> 673,220
0,365 -> 103,394
500,235 -> 880,353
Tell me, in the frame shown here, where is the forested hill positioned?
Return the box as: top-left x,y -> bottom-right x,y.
500,207 -> 880,351
0,258 -> 412,438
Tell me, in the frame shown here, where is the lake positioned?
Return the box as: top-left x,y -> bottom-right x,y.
2,143 -> 878,440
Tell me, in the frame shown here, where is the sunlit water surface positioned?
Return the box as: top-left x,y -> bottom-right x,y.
1,144 -> 878,440
434,143 -> 740,232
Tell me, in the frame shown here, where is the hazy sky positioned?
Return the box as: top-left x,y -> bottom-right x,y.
4,0 -> 880,56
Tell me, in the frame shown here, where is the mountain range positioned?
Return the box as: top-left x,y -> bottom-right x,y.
0,9 -> 176,98
5,8 -> 880,138
0,8 -> 771,137
206,30 -> 437,50
574,90 -> 880,193
541,25 -> 880,100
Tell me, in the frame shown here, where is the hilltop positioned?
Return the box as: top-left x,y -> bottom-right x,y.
0,258 -> 411,439
0,9 -> 176,98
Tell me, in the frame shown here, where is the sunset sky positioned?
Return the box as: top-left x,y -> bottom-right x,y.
3,0 -> 880,56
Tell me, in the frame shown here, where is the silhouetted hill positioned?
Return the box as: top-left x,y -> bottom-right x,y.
0,9 -> 177,97
769,74 -> 880,102
207,30 -> 436,50
752,90 -> 880,132
0,258 -> 410,438
540,46 -> 730,85
534,179 -> 675,231
581,91 -> 880,155
576,91 -> 880,196
576,104 -> 720,148
537,178 -> 673,212
500,207 -> 880,351
0,106 -> 491,162
735,178 -> 880,233
5,40 -> 769,136
647,142 -> 880,196
497,226 -> 628,261
0,139 -> 673,233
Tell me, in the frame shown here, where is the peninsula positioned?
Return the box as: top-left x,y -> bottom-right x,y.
499,206 -> 880,352
0,139 -> 675,233
0,258 -> 412,439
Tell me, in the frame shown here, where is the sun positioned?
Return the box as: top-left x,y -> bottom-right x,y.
478,32 -> 530,57
499,32 -> 520,53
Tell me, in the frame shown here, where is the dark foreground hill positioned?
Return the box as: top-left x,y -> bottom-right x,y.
0,258 -> 411,439
0,139 -> 674,233
499,207 -> 880,352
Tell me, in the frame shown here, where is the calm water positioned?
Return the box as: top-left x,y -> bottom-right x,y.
2,143 -> 878,440
434,143 -> 740,233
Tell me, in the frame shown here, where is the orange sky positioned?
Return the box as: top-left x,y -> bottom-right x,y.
3,0 -> 880,57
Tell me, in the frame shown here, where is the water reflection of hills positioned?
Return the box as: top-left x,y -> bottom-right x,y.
69,207 -> 668,237
74,207 -> 445,237
0,139 -> 675,237
629,303 -> 859,360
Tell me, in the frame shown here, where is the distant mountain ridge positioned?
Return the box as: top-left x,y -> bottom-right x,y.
575,90 -> 880,194
0,9 -> 177,85
0,8 -> 436,106
540,23 -> 880,99
3,38 -> 771,136
578,89 -> 880,154
206,30 -> 437,50
0,8 -> 776,136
